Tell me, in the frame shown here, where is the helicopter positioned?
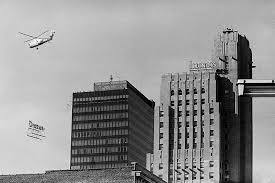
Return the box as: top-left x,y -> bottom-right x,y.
19,30 -> 55,50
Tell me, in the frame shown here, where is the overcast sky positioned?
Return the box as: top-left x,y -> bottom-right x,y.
0,0 -> 274,182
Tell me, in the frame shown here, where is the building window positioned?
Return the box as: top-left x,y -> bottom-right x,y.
171,101 -> 175,106
194,131 -> 197,138
194,110 -> 197,116
186,132 -> 190,138
186,111 -> 190,116
210,130 -> 214,136
193,143 -> 197,149
185,143 -> 189,149
159,163 -> 163,169
160,111 -> 164,117
209,161 -> 214,167
179,89 -> 182,95
160,133 -> 163,139
225,144 -> 229,151
186,89 -> 190,95
210,141 -> 214,147
192,160 -> 197,169
186,100 -> 190,105
210,118 -> 214,125
201,110 -> 205,115
194,88 -> 197,94
159,144 -> 163,150
160,122 -> 164,128
202,88 -> 205,93
202,98 -> 205,104
186,121 -> 189,127
200,160 -> 204,168
178,100 -> 182,106
200,172 -> 204,179
194,121 -> 197,127
178,111 -> 182,117
178,133 -> 182,139
209,172 -> 214,179
225,134 -> 229,141
178,144 -> 181,149
185,162 -> 189,169
171,90 -> 175,96
194,99 -> 198,105
192,173 -> 196,180
225,162 -> 229,170
178,122 -> 182,128
169,174 -> 173,181
210,108 -> 214,114
184,174 -> 189,180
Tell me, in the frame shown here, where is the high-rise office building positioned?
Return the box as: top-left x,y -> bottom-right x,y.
147,28 -> 252,183
70,80 -> 155,170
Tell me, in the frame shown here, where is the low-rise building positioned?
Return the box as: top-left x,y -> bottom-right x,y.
0,162 -> 166,183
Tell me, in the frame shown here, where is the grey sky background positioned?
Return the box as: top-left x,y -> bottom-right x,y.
0,0 -> 274,182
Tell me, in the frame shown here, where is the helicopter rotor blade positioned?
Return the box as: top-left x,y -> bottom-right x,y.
35,30 -> 50,38
18,32 -> 36,38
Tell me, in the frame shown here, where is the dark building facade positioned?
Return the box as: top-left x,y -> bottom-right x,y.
0,162 -> 167,183
70,81 -> 154,170
147,29 -> 252,183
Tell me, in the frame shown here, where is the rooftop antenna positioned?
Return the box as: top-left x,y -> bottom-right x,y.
113,75 -> 121,81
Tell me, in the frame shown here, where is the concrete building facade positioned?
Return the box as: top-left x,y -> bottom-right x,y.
71,80 -> 154,170
147,29 -> 252,183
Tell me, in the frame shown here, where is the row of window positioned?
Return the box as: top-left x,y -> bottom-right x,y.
159,140 -> 214,150
181,172 -> 214,180
72,137 -> 128,146
179,108 -> 214,116
171,99 -> 206,106
72,128 -> 128,138
72,104 -> 128,113
71,163 -> 128,170
184,119 -> 214,127
73,112 -> 128,121
179,160 -> 214,169
159,130 -> 214,140
159,119 -> 214,129
159,171 -> 213,182
72,146 -> 127,155
159,108 -> 214,118
184,140 -> 214,149
72,121 -> 128,130
170,88 -> 206,96
159,162 -> 213,171
73,95 -> 128,102
71,154 -> 127,163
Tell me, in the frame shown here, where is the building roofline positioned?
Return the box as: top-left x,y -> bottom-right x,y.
73,80 -> 155,108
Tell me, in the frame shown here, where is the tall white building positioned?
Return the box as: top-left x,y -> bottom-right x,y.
147,29 -> 253,183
